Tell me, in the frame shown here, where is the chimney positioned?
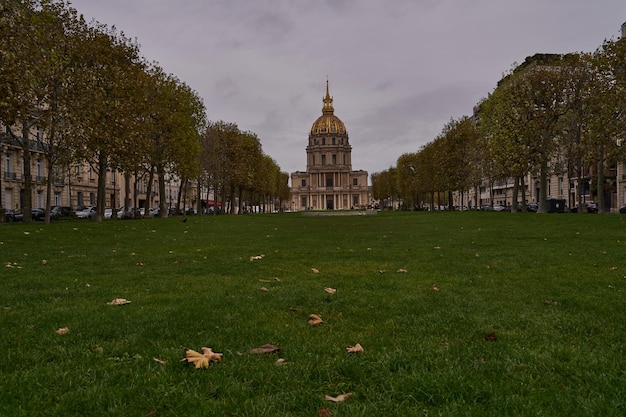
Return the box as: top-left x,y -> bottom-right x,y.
622,21 -> 626,39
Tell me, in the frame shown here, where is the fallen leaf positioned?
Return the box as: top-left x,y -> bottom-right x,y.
56,327 -> 69,335
23,231 -> 30,235
250,254 -> 265,261
249,344 -> 281,354
484,332 -> 497,342
136,262 -> 144,266
609,266 -> 618,270
181,347 -> 223,369
434,246 -> 441,250
396,269 -> 407,273
325,393 -> 352,403
346,343 -> 363,353
378,270 -> 386,274
318,407 -> 332,417
324,287 -> 336,294
430,285 -> 440,291
153,357 -> 166,365
41,259 -> 48,265
107,298 -> 131,305
311,268 -> 320,273
275,358 -> 288,365
308,314 -> 323,326
259,287 -> 269,292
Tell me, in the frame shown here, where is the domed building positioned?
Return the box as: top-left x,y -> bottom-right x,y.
291,81 -> 369,210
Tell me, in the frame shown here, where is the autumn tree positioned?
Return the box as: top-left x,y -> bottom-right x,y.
0,0 -> 77,220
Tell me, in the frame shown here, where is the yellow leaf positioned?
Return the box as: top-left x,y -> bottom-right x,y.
325,393 -> 352,402
56,327 -> 69,335
181,347 -> 222,369
311,268 -> 320,273
308,314 -> 323,326
324,287 -> 336,294
346,343 -> 363,353
107,298 -> 131,305
153,357 -> 166,365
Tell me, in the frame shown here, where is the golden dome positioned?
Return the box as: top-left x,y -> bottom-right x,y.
310,80 -> 347,135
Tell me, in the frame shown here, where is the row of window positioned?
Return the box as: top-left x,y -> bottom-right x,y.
300,178 -> 360,187
312,137 -> 346,146
313,154 -> 347,166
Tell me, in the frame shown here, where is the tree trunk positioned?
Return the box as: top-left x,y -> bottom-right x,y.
537,157 -> 549,213
511,176 -> 519,213
21,122 -> 33,221
96,152 -> 108,222
597,141 -> 606,213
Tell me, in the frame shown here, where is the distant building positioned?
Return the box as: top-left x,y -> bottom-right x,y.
290,81 -> 369,211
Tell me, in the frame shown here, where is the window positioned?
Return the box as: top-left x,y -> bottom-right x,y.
558,177 -> 563,195
89,193 -> 95,205
301,179 -> 306,187
332,154 -> 337,165
301,197 -> 307,208
353,196 -> 359,207
322,138 -> 326,145
326,177 -> 333,187
332,137 -> 335,145
322,155 -> 326,165
77,191 -> 84,206
353,178 -> 358,186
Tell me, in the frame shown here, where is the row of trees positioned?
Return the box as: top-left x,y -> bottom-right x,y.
372,37 -> 626,214
0,0 -> 288,222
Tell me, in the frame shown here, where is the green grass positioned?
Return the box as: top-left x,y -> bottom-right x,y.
1,212 -> 626,416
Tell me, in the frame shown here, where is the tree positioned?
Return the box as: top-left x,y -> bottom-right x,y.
68,20 -> 144,221
0,0 -> 77,220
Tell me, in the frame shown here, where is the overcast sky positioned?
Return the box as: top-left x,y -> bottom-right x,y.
68,0 -> 625,180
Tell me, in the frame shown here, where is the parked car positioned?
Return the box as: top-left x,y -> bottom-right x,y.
75,206 -> 96,219
104,208 -> 113,219
492,204 -> 506,212
14,208 -> 45,221
526,203 -> 539,212
4,209 -> 16,222
620,205 -> 626,214
50,206 -> 73,219
572,202 -> 598,213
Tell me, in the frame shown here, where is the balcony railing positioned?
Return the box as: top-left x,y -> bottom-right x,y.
4,171 -> 17,180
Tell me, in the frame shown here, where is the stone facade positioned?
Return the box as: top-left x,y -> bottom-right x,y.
290,82 -> 369,211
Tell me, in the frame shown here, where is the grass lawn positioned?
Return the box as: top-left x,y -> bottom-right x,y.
1,211 -> 625,416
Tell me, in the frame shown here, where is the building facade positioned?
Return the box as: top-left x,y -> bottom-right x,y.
290,82 -> 369,211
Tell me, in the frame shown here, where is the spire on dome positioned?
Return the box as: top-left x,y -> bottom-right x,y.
322,79 -> 334,115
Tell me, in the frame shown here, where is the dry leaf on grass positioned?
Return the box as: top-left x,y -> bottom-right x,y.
378,270 -> 386,274
325,393 -> 352,403
318,407 -> 332,417
259,287 -> 269,292
308,314 -> 323,326
275,358 -> 288,365
346,343 -> 363,353
544,299 -> 558,306
107,298 -> 131,305
41,259 -> 48,265
396,269 -> 407,273
181,347 -> 223,369
153,357 -> 166,365
249,254 -> 265,261
324,287 -> 336,294
249,344 -> 281,355
55,327 -> 69,335
430,285 -> 440,291
484,332 -> 497,342
311,267 -> 320,273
